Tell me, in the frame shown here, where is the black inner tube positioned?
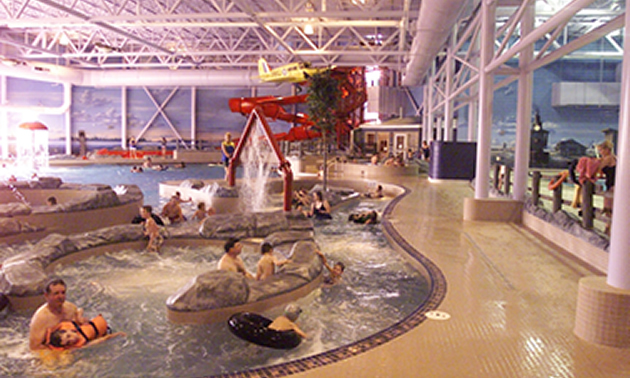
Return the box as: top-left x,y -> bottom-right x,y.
227,312 -> 301,350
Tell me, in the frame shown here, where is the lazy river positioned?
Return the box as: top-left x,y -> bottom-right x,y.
0,199 -> 429,377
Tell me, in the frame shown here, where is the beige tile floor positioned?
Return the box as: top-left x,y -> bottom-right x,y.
295,176 -> 630,378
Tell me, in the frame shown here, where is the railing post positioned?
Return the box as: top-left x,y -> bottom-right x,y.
531,171 -> 541,206
582,181 -> 594,229
503,166 -> 512,194
493,164 -> 501,189
552,184 -> 563,212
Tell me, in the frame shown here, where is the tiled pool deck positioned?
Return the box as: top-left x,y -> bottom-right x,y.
216,175 -> 630,378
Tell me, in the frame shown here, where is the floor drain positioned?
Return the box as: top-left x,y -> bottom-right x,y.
425,310 -> 451,320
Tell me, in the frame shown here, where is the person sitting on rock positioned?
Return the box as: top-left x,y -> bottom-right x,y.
256,242 -> 290,280
218,238 -> 254,279
268,304 -> 307,339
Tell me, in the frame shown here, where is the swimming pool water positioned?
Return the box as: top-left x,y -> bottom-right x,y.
37,164 -> 226,209
0,200 -> 430,377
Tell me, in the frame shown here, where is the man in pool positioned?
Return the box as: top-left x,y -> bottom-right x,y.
315,250 -> 345,285
218,238 -> 254,279
29,278 -> 88,351
268,304 -> 308,339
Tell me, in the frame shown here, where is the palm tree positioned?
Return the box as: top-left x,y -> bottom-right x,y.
307,70 -> 341,191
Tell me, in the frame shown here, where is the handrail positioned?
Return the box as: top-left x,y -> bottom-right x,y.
491,164 -> 610,234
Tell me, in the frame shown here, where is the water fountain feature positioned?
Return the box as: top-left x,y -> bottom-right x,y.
238,118 -> 277,212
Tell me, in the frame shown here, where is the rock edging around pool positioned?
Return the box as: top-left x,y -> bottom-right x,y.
0,210 -> 322,324
0,177 -> 144,244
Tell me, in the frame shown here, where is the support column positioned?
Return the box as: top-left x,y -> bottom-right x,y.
191,87 -> 197,149
444,35 -> 455,141
474,0 -> 496,199
423,85 -> 430,142
427,62 -> 436,141
574,6 -> 630,348
512,4 -> 534,201
607,8 -> 630,290
467,100 -> 478,142
121,87 -> 128,149
1,76 -> 7,159
64,83 -> 72,155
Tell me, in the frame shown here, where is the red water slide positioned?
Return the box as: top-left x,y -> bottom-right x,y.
228,68 -> 366,145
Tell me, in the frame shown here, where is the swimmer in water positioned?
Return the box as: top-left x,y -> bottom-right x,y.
268,304 -> 307,339
315,250 -> 345,285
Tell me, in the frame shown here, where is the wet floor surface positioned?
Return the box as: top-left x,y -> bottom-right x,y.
294,176 -> 630,378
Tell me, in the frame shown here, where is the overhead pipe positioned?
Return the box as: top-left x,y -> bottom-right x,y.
402,0 -> 470,87
0,60 -> 263,87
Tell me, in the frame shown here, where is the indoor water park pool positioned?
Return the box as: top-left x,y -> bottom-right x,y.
17,163 -> 228,209
0,200 -> 430,377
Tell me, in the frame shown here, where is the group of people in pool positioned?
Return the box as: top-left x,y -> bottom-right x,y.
130,157 -> 186,173
218,238 -> 345,285
293,185 -> 383,224
218,238 -> 346,339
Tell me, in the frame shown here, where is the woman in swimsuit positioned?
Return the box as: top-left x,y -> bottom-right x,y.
305,191 -> 332,219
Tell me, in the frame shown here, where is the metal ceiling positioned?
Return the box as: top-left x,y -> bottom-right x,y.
0,0 -> 626,87
0,0 -> 420,70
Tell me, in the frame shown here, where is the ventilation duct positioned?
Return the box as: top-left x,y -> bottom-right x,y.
1,61 -> 261,88
402,0 -> 470,87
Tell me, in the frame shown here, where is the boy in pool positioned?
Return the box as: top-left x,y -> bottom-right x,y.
256,242 -> 290,280
268,304 -> 307,339
140,205 -> 163,253
315,250 -> 345,285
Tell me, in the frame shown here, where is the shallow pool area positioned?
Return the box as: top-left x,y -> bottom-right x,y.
35,164 -> 226,209
0,200 -> 430,377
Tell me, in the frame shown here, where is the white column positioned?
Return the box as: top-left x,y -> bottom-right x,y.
512,4 -> 535,201
1,76 -> 7,159
444,43 -> 454,141
64,83 -> 72,155
423,85 -> 430,142
121,87 -> 128,149
191,87 -> 197,149
427,73 -> 434,142
474,0 -> 496,199
467,100 -> 477,142
607,8 -> 630,289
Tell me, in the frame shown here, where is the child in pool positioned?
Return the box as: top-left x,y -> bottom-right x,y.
256,242 -> 290,280
315,250 -> 345,285
46,315 -> 125,350
140,205 -> 163,252
192,202 -> 215,222
268,304 -> 307,339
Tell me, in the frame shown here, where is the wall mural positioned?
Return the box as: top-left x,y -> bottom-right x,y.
1,59 -> 621,164
3,78 -> 298,156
